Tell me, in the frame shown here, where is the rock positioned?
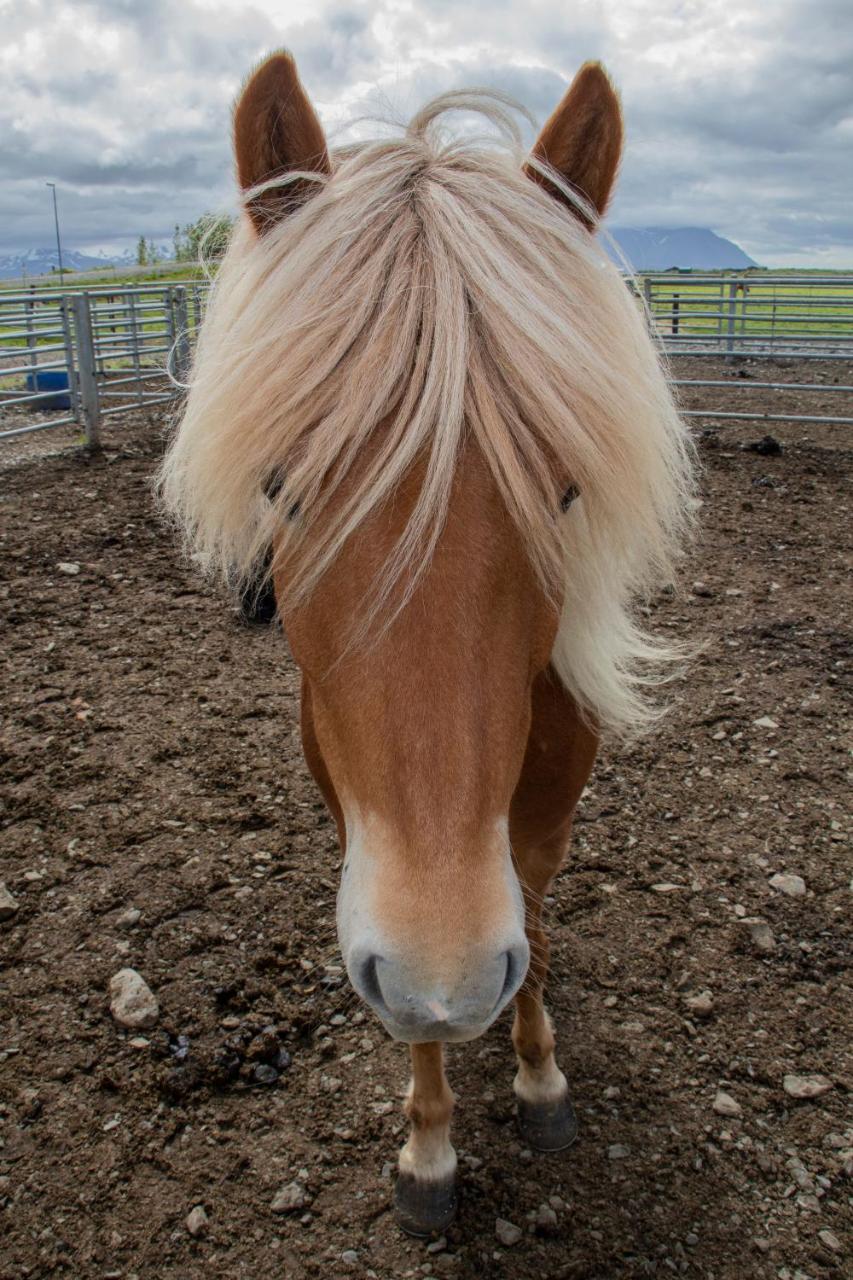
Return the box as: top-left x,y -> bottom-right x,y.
818,1229 -> 842,1253
534,1203 -> 558,1233
495,1218 -> 523,1247
651,883 -> 682,893
341,1251 -> 359,1267
752,716 -> 779,729
253,1064 -> 279,1086
186,1205 -> 208,1237
737,918 -> 776,953
108,968 -> 159,1030
712,1090 -> 742,1117
426,1237 -> 447,1254
0,883 -> 20,921
608,1144 -> 630,1160
271,1182 -> 309,1214
783,1074 -> 833,1100
57,561 -> 81,575
769,873 -> 806,898
685,991 -> 713,1018
117,907 -> 141,928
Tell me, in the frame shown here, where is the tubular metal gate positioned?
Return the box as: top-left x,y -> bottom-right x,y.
2,272 -> 852,444
0,283 -> 208,444
637,273 -> 853,427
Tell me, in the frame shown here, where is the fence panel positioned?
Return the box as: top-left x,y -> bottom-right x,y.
1,272 -> 852,442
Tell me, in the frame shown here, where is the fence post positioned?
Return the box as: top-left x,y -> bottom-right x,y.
725,280 -> 738,358
71,294 -> 101,449
59,295 -> 80,423
173,285 -> 191,382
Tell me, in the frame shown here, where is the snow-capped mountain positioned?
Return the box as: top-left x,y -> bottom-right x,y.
0,245 -> 171,280
0,228 -> 758,281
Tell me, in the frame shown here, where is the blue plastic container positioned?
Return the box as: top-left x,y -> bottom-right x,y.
26,369 -> 71,411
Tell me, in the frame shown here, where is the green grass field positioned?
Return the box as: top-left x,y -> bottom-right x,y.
641,275 -> 853,341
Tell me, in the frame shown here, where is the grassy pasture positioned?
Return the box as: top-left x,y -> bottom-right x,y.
642,275 -> 853,341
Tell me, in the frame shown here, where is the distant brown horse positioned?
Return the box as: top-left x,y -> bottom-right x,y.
161,52 -> 693,1234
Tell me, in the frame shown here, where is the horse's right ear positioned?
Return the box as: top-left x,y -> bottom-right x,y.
233,51 -> 330,233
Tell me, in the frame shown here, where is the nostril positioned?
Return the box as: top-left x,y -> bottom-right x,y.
356,953 -> 386,1010
500,945 -> 528,1005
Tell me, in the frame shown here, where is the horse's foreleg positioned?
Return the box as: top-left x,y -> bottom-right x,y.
393,1041 -> 457,1236
512,839 -> 577,1151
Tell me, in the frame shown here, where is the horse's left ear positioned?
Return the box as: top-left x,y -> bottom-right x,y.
525,62 -> 623,228
234,51 -> 330,233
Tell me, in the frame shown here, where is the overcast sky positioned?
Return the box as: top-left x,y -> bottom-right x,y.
2,0 -> 851,266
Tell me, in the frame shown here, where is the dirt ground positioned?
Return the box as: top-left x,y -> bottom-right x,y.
1,358 -> 850,1280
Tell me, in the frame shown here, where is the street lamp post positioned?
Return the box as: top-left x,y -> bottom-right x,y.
46,182 -> 65,289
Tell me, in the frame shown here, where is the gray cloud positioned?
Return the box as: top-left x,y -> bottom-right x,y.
0,0 -> 851,265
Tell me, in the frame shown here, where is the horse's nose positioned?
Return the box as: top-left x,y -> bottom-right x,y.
349,941 -> 529,1042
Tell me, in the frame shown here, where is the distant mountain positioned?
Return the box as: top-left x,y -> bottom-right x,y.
0,227 -> 757,281
0,245 -> 171,280
607,227 -> 757,271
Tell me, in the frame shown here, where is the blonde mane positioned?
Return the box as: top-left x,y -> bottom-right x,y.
159,89 -> 694,736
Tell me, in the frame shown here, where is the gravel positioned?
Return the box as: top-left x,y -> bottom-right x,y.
108,968 -> 159,1030
769,873 -> 807,898
712,1090 -> 743,1118
185,1206 -> 208,1237
495,1219 -> 523,1247
0,882 -> 20,920
783,1074 -> 834,1100
271,1182 -> 310,1214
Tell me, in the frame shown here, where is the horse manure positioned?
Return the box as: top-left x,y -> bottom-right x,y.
744,434 -> 783,456
154,1022 -> 292,1101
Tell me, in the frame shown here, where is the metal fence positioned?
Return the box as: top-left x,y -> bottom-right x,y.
0,283 -> 207,444
638,273 -> 853,426
2,272 -> 852,443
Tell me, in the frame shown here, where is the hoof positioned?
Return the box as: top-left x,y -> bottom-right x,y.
517,1092 -> 578,1152
393,1172 -> 457,1238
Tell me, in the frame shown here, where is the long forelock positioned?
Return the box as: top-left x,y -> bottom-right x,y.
158,89 -> 695,736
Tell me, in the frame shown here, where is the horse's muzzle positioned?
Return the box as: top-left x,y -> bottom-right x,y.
348,939 -> 530,1042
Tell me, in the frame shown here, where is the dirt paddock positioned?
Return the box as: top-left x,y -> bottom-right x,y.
1,358 -> 851,1279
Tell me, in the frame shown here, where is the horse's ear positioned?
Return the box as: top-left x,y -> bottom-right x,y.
525,62 -> 623,228
234,51 -> 330,233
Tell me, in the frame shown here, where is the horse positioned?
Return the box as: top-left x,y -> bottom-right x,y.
160,51 -> 693,1236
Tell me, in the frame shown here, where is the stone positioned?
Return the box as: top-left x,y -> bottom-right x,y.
0,883 -> 20,921
753,716 -> 779,729
495,1218 -> 523,1247
738,918 -> 776,953
341,1251 -> 359,1267
117,907 -> 141,928
271,1182 -> 309,1214
712,1090 -> 742,1117
57,561 -> 80,575
769,873 -> 806,898
818,1229 -> 841,1253
534,1203 -> 558,1233
685,991 -> 714,1018
608,1144 -> 630,1160
186,1205 -> 208,1237
783,1074 -> 833,1100
109,968 -> 159,1030
253,1064 -> 279,1086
